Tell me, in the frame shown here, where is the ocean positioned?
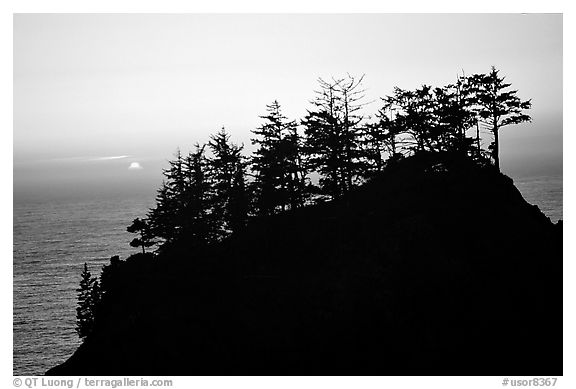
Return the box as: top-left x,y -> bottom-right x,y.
513,175 -> 563,224
13,194 -> 155,376
12,174 -> 563,376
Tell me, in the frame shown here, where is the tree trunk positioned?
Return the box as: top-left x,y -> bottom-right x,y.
493,127 -> 500,172
476,120 -> 481,157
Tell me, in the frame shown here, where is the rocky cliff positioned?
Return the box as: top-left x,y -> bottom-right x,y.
47,154 -> 562,376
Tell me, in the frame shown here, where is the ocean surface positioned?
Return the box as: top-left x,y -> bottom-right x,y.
12,174 -> 562,376
13,194 -> 155,376
513,175 -> 563,224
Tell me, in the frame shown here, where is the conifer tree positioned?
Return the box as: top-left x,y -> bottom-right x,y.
91,279 -> 101,320
337,75 -> 371,189
467,66 -> 532,171
229,161 -> 249,233
143,146 -> 220,248
251,101 -> 285,215
164,148 -> 186,201
144,149 -> 193,246
147,180 -> 179,244
182,143 -> 217,245
430,76 -> 478,154
364,97 -> 405,174
251,101 -> 307,215
362,121 -> 387,176
282,123 -> 308,210
208,127 -> 248,238
391,85 -> 438,153
76,263 -> 100,340
302,75 -> 369,199
127,217 -> 157,254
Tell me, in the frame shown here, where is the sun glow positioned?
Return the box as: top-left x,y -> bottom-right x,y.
128,162 -> 143,170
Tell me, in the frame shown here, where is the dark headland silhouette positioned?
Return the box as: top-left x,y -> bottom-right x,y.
46,69 -> 561,376
47,153 -> 561,376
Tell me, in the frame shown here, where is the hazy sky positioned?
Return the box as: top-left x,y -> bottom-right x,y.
13,13 -> 562,201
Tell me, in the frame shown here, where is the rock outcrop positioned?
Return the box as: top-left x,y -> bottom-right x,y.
48,154 -> 562,376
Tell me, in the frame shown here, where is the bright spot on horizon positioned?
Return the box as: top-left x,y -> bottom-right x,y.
128,162 -> 143,170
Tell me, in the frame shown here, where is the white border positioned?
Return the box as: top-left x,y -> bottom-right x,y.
3,2 -> 572,388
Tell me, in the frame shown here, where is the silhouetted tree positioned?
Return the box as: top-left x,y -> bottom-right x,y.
76,263 -> 100,340
362,122 -> 387,175
229,161 -> 249,233
164,148 -> 186,202
181,143 -> 218,245
467,66 -> 532,171
251,101 -> 307,215
364,96 -> 406,174
126,67 -> 533,256
127,218 -> 157,254
283,123 -> 309,209
147,180 -> 179,244
145,149 -> 195,246
392,85 -> 441,153
429,76 -> 478,154
208,127 -> 248,238
337,75 -> 371,188
144,145 -> 221,248
251,101 -> 286,215
374,74 -> 492,162
302,75 -> 369,199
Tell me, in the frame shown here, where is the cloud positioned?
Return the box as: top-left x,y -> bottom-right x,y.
36,155 -> 131,163
89,155 -> 130,161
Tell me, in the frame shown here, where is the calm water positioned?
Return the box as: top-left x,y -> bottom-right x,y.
12,175 -> 562,376
513,174 -> 563,224
13,195 -> 155,375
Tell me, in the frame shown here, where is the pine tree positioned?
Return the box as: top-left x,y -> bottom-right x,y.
181,143 -> 217,245
391,85 -> 438,153
337,75 -> 371,189
164,148 -> 186,200
163,148 -> 187,233
251,101 -> 307,215
251,101 -> 285,215
208,127 -> 248,238
467,66 -> 532,171
430,76 -> 478,154
364,97 -> 405,175
147,180 -> 179,244
283,123 -> 308,210
229,161 -> 249,233
91,279 -> 101,319
302,75 -> 369,199
145,149 -> 191,246
127,217 -> 157,254
76,263 -> 100,340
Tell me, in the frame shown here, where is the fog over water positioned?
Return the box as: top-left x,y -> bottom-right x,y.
14,14 -> 562,199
